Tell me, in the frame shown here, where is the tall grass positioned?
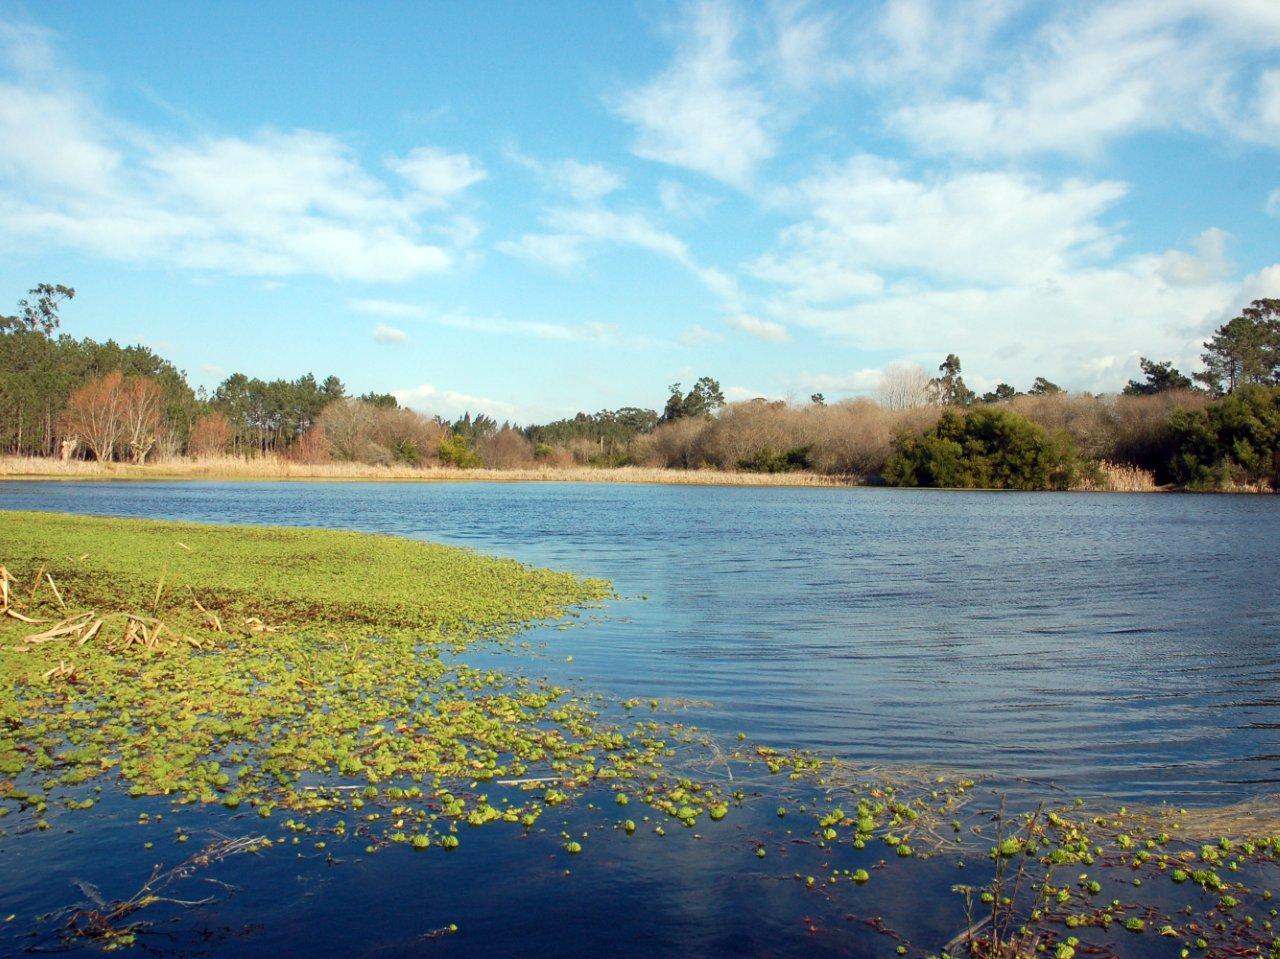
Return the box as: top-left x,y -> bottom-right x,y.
0,455 -> 851,487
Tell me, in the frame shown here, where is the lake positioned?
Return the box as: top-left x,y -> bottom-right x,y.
1,481 -> 1278,956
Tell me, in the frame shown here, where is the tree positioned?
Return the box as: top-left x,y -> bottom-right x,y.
660,376 -> 725,422
119,376 -> 166,463
438,434 -> 481,468
981,383 -> 1018,403
929,354 -> 975,406
451,411 -> 497,442
1122,358 -> 1194,396
1028,377 -> 1063,395
61,371 -> 125,461
1170,384 -> 1280,489
321,375 -> 347,402
359,391 -> 398,409
810,393 -> 825,406
1,283 -> 75,336
188,412 -> 232,457
876,362 -> 932,410
883,406 -> 1090,491
1194,300 -> 1280,395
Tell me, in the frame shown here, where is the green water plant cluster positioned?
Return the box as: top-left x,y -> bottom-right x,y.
0,511 -> 712,850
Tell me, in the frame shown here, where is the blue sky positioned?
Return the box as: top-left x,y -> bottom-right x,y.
1,0 -> 1278,422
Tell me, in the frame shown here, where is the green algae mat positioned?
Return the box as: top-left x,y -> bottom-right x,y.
5,510 -> 1280,957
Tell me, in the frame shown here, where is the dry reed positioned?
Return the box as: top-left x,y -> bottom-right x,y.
0,455 -> 852,488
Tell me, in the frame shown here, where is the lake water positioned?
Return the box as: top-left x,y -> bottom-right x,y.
2,481 -> 1278,957
1,480 -> 1276,804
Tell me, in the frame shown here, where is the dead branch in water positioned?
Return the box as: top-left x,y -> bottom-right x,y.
58,834 -> 270,948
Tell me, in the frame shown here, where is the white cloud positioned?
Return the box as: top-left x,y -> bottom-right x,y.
350,298 -> 427,319
887,2 -> 1280,158
1267,189 -> 1280,216
768,1 -> 852,89
724,385 -> 780,402
772,251 -> 1240,391
372,323 -> 410,345
387,146 -> 486,203
613,1 -> 773,186
506,148 -> 624,203
795,369 -> 885,395
658,179 -> 717,219
352,297 -> 633,344
0,27 -> 477,283
724,313 -> 790,342
393,383 -> 521,422
496,233 -> 586,271
679,324 -> 723,347
552,159 -> 624,202
501,205 -> 744,307
762,156 -> 1127,290
1155,227 -> 1230,286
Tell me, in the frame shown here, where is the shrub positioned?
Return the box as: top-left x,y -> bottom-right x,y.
438,434 -> 481,469
1169,384 -> 1280,490
737,445 -> 812,472
1007,392 -> 1117,461
1109,390 -> 1211,482
312,400 -> 444,466
883,407 -> 1092,490
476,427 -> 535,469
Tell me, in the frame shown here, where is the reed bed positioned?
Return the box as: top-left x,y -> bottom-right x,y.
1074,461 -> 1161,493
0,455 -> 851,487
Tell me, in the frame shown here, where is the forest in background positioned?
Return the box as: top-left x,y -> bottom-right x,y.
1,284 -> 1277,491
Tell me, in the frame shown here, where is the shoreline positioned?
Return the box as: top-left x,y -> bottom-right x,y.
0,456 -> 855,488
2,455 -> 1270,492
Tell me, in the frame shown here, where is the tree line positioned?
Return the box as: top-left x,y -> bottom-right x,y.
1,284 -> 1276,489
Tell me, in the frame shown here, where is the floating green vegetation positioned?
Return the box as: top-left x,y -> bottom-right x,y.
0,511 -> 708,844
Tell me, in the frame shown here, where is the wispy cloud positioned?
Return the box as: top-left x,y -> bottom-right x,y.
0,26 -> 483,283
884,2 -> 1280,158
658,179 -> 717,219
612,1 -> 773,186
501,205 -> 744,307
386,146 -> 486,204
505,146 -> 624,202
372,323 -> 409,344
725,313 -> 789,342
393,383 -> 520,421
350,297 -> 635,345
679,324 -> 723,347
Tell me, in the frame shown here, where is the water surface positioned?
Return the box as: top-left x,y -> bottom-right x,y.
2,480 -> 1276,804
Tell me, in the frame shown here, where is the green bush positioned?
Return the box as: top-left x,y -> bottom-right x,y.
438,434 -> 481,469
737,445 -> 812,473
883,407 -> 1091,490
1169,385 -> 1280,490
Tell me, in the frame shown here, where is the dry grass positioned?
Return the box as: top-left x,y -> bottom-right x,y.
0,455 -> 852,488
1075,460 -> 1161,492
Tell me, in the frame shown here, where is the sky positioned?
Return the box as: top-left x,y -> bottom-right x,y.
1,0 -> 1278,423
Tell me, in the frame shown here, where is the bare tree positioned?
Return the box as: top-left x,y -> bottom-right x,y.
61,371 -> 125,461
188,412 -> 232,457
876,362 -> 933,410
476,427 -> 535,469
119,376 -> 166,463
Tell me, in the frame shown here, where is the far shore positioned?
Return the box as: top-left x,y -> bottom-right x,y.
0,455 -> 855,488
5,454 -> 1265,492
